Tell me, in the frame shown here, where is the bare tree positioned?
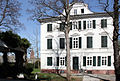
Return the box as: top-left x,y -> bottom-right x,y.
0,0 -> 22,31
98,0 -> 120,81
28,0 -> 83,81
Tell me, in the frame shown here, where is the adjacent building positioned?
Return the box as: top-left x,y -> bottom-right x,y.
40,2 -> 114,74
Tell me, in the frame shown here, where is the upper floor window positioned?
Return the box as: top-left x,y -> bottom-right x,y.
83,21 -> 86,29
73,37 -> 78,48
101,19 -> 107,28
87,37 -> 93,48
47,24 -> 52,32
73,21 -> 77,30
78,21 -> 81,30
47,39 -> 52,49
74,9 -> 77,15
47,57 -> 52,66
101,36 -> 107,47
60,22 -> 65,31
81,9 -> 84,13
60,38 -> 65,49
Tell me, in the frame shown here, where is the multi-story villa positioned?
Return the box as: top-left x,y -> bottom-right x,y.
40,2 -> 114,74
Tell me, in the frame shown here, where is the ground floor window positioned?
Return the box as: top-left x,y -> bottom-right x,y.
47,57 -> 52,66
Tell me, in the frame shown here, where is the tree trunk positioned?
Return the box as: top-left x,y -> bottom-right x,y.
113,0 -> 120,81
3,52 -> 8,64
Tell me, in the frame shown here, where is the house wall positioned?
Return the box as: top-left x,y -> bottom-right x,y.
40,2 -> 114,74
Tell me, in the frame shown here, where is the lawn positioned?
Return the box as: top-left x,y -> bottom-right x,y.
32,68 -> 40,73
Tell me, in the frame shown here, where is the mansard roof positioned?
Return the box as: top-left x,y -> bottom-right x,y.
38,12 -> 112,23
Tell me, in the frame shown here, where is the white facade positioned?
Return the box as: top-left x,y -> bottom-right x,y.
40,3 -> 114,74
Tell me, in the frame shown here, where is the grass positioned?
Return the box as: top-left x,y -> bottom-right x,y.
30,72 -> 83,81
31,68 -> 40,73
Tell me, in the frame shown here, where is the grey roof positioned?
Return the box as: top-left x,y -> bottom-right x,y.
0,40 -> 8,48
38,12 -> 113,23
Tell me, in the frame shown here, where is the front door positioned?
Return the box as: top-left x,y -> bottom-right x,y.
73,57 -> 79,70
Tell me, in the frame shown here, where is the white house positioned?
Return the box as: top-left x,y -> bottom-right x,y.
40,2 -> 114,74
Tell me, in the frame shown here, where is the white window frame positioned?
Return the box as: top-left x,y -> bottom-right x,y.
60,57 -> 65,66
102,56 -> 107,66
73,37 -> 78,49
87,57 -> 92,66
74,9 -> 77,15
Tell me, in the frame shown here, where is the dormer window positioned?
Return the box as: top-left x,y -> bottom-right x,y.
81,9 -> 84,13
74,9 -> 77,15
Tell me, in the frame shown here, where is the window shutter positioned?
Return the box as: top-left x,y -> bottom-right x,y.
70,37 -> 72,49
87,37 -> 92,48
78,21 -> 81,30
47,57 -> 52,66
60,22 -> 65,31
93,56 -> 96,66
97,56 -> 101,66
65,57 -> 67,66
83,56 -> 86,66
47,39 -> 52,49
83,21 -> 86,29
56,57 -> 59,66
93,20 -> 96,29
79,37 -> 82,48
60,38 -> 65,49
108,56 -> 111,66
47,24 -> 52,32
105,19 -> 107,27
101,36 -> 107,47
101,19 -> 104,28
70,22 -> 72,30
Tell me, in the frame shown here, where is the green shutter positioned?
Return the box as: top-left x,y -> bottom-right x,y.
83,21 -> 86,29
78,21 -> 81,30
47,57 -> 52,66
70,22 -> 72,30
83,56 -> 86,66
101,19 -> 104,28
108,56 -> 111,66
70,37 -> 72,49
101,36 -> 107,47
47,39 -> 52,49
98,56 -> 101,66
56,57 -> 59,66
105,19 -> 107,27
60,38 -> 65,49
60,22 -> 65,31
93,20 -> 96,29
93,56 -> 96,66
65,57 -> 67,66
87,37 -> 92,48
79,37 -> 82,48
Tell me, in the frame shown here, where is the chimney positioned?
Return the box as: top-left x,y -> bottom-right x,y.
30,48 -> 35,59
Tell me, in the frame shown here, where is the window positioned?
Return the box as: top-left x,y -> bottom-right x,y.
101,19 -> 107,28
47,39 -> 52,49
60,57 -> 65,66
102,57 -> 107,65
87,37 -> 93,48
73,21 -> 77,29
47,57 -> 52,66
74,9 -> 77,15
60,38 -> 65,49
87,21 -> 92,29
60,22 -> 65,31
78,21 -> 81,30
47,24 -> 52,32
83,21 -> 86,29
87,57 -> 92,66
70,22 -> 72,30
73,38 -> 78,48
93,20 -> 96,29
81,9 -> 84,13
101,36 -> 107,47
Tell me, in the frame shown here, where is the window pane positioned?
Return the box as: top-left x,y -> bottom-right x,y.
47,39 -> 52,49
70,37 -> 72,49
47,57 -> 52,66
101,19 -> 107,28
101,36 -> 107,47
87,37 -> 93,48
81,9 -> 84,13
60,38 -> 65,49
